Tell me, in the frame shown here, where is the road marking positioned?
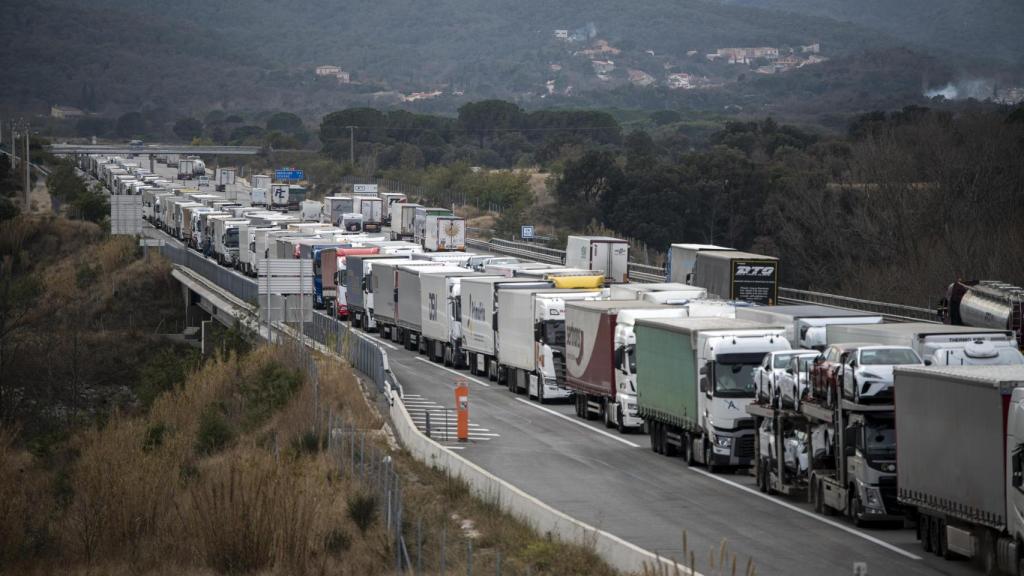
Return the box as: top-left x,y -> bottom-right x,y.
689,468 -> 922,561
414,356 -> 490,387
513,398 -> 641,448
360,333 -> 398,350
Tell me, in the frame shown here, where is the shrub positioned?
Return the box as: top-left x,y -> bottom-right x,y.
240,361 -> 302,429
195,406 -> 233,456
346,492 -> 378,534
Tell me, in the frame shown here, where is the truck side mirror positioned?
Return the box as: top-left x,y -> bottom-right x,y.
614,346 -> 624,369
924,359 -> 933,366
699,377 -> 709,393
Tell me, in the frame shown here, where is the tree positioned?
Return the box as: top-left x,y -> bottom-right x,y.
458,100 -> 525,147
555,151 -> 624,228
228,125 -> 265,145
265,112 -> 304,134
173,118 -> 204,142
75,117 -> 114,138
115,112 -> 146,139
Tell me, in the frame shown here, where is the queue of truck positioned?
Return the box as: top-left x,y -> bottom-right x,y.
84,152 -> 1024,574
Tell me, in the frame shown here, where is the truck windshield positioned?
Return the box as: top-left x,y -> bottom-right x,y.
225,228 -> 239,248
541,321 -> 565,346
863,416 -> 896,461
860,349 -> 920,365
714,362 -> 757,398
626,344 -> 636,374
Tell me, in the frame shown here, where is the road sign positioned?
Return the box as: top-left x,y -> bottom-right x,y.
275,169 -> 304,181
455,383 -> 469,442
520,225 -> 535,240
353,183 -> 378,194
258,260 -> 313,294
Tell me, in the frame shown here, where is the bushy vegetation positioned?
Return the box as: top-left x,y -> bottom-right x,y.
549,105 -> 1024,305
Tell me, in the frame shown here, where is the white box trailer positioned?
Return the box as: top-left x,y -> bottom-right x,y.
609,283 -> 705,300
166,154 -> 180,168
251,174 -> 271,190
301,200 -> 323,222
411,252 -> 474,266
178,159 -> 196,180
460,277 -> 552,379
420,269 -> 490,367
422,214 -> 465,252
396,264 -> 464,351
354,196 -> 384,233
345,254 -> 410,330
379,192 -> 407,224
565,236 -> 629,284
324,196 -> 354,226
497,288 -> 604,400
216,167 -> 237,186
667,245 -> 733,284
251,187 -> 268,207
735,305 -> 885,350
895,365 -> 1024,569
826,322 -> 1023,366
371,260 -> 444,343
414,207 -> 453,245
394,203 -> 422,240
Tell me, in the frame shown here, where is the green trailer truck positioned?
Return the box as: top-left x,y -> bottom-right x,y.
635,317 -> 789,472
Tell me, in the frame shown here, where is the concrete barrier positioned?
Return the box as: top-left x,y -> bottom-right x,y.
387,386 -> 698,575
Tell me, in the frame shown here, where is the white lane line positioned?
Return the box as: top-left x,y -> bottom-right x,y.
513,398 -> 641,448
689,468 -> 922,561
414,357 -> 490,387
363,334 -> 398,350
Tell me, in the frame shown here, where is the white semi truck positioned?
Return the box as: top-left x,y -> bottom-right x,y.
496,289 -> 604,403
564,300 -> 674,429
460,277 -> 552,380
420,269 -> 488,368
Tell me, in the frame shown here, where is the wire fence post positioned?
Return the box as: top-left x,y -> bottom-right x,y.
467,539 -> 473,576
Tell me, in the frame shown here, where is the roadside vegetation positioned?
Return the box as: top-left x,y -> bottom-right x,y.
0,214 -> 628,575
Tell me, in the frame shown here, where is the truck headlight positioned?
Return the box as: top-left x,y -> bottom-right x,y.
863,486 -> 884,511
714,436 -> 732,449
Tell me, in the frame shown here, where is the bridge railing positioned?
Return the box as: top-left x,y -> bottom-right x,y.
158,243 -> 259,304
778,287 -> 938,322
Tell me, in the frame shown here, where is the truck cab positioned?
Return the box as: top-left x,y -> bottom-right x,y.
612,309 -> 689,431
697,328 -> 790,469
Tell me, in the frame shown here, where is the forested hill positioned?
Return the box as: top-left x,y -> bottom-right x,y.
2,0 -> 898,116
720,0 -> 1024,64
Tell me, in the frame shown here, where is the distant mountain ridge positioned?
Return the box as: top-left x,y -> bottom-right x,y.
1,0 -> 1015,117
719,0 -> 1024,64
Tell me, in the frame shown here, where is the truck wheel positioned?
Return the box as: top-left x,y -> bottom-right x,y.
537,380 -> 545,404
650,422 -> 659,452
705,442 -> 721,473
616,407 -> 625,434
981,531 -> 997,575
930,517 -> 942,556
850,493 -> 866,527
758,459 -> 768,493
683,434 -> 696,466
813,480 -> 823,513
468,353 -> 478,375
604,401 -> 616,429
921,515 -> 933,553
664,427 -> 678,456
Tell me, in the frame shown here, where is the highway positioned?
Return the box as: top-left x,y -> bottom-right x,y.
131,158 -> 976,576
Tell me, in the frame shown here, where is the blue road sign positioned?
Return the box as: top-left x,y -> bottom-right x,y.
275,169 -> 304,181
521,225 -> 535,239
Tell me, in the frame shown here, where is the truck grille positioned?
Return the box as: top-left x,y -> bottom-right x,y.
552,349 -> 567,386
877,476 -> 902,514
735,435 -> 755,459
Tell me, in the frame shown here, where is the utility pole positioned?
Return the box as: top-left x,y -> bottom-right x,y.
23,123 -> 30,209
348,125 -> 355,166
8,123 -> 15,170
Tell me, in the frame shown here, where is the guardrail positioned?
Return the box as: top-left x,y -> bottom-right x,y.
466,234 -> 938,321
778,288 -> 939,323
